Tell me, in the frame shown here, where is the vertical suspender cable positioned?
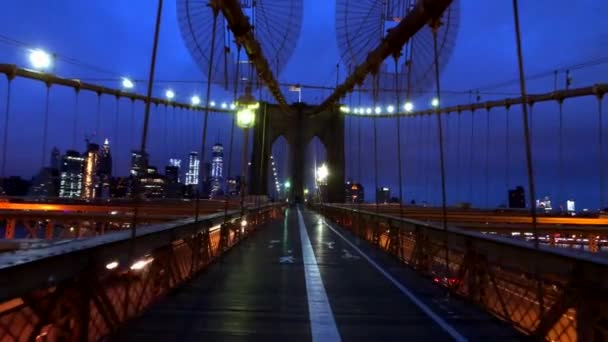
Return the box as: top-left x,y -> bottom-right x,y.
95,93 -> 101,142
432,19 -> 450,279
599,97 -> 604,210
456,111 -> 461,201
132,0 -> 163,239
512,0 -> 543,321
485,108 -> 490,208
130,99 -> 135,150
163,104 -> 168,165
505,106 -> 510,203
72,89 -> 80,149
394,56 -> 404,219
114,97 -> 120,175
1,79 -> 12,178
558,101 -> 563,210
469,109 -> 474,205
196,7 -> 219,221
224,45 -> 241,222
373,73 -> 380,214
41,86 -> 51,168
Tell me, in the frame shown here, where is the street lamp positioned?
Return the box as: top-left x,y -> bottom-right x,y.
29,49 -> 52,70
284,181 -> 291,189
122,77 -> 134,89
209,101 -> 216,107
316,163 -> 329,184
236,92 -> 258,214
165,89 -> 175,100
387,105 -> 395,113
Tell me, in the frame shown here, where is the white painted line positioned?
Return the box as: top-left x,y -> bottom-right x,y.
322,219 -> 468,342
297,209 -> 341,342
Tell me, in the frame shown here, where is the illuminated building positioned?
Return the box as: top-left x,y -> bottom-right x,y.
227,176 -> 241,196
29,167 -> 59,197
210,143 -> 224,197
130,150 -> 149,177
140,166 -> 165,198
567,199 -> 576,213
83,143 -> 100,199
59,150 -> 85,198
536,196 -> 552,212
376,187 -> 390,204
185,152 -> 200,185
165,165 -> 179,184
97,138 -> 112,198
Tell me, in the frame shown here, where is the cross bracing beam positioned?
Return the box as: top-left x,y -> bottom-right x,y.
217,0 -> 290,112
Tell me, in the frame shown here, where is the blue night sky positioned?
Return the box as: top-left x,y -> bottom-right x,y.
0,0 -> 607,209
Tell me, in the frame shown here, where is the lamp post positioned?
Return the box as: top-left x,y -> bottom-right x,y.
316,163 -> 329,202
236,96 -> 258,219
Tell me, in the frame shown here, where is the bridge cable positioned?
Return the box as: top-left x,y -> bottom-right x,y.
485,108 -> 490,208
505,105 -> 511,204
373,73 -> 380,215
95,93 -> 101,142
1,78 -> 12,178
357,87 -> 362,221
129,99 -> 135,150
196,7 -> 219,221
456,110 -> 461,202
558,100 -> 563,211
41,86 -> 51,169
393,56 -> 404,220
72,88 -> 80,149
599,96 -> 604,209
224,45 -> 241,223
511,0 -> 544,321
163,103 -> 168,166
114,97 -> 120,176
131,0 -> 163,243
468,109 -> 474,205
431,20 -> 450,280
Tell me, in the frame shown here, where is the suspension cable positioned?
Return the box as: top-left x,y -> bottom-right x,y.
196,7 -> 219,221
373,73 -> 380,214
72,89 -> 80,149
394,56 -> 404,219
432,19 -> 450,279
129,100 -> 135,150
41,86 -> 51,168
95,94 -> 101,142
599,96 -> 604,209
558,100 -> 563,210
468,109 -> 474,205
224,45 -> 241,222
1,78 -> 12,178
485,108 -> 490,208
114,97 -> 120,175
505,105 -> 510,203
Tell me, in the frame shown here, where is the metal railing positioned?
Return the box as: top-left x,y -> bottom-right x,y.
0,204 -> 284,341
318,204 -> 608,341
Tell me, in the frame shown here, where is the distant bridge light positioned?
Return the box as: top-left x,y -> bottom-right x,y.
191,95 -> 201,106
230,102 -> 237,110
165,89 -> 175,99
28,49 -> 52,70
121,77 -> 134,89
366,108 -> 372,114
374,107 -> 382,114
340,105 -> 350,113
221,102 -> 228,109
431,98 -> 440,108
404,102 -> 414,112
387,105 -> 395,113
209,100 -> 216,107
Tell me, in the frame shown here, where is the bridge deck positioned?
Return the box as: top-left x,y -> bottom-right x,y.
117,207 -> 526,341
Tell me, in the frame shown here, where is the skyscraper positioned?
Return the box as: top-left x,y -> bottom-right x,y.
185,152 -> 200,185
50,147 -> 61,170
130,150 -> 149,177
83,143 -> 100,199
209,143 -> 224,197
97,138 -> 112,198
59,150 -> 85,198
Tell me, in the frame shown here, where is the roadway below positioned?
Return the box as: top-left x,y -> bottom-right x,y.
117,206 -> 526,341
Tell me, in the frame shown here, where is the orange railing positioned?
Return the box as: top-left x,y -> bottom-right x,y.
319,204 -> 608,342
0,204 -> 284,341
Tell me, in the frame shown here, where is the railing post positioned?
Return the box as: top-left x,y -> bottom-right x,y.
4,218 -> 15,239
